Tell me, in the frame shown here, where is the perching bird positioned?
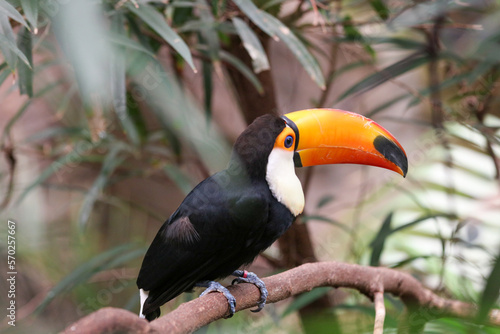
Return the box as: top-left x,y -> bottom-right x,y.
137,108 -> 407,320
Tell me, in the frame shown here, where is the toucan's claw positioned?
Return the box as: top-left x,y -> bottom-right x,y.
231,270 -> 268,313
196,280 -> 236,318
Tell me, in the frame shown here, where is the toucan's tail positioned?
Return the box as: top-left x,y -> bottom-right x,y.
144,308 -> 161,321
139,289 -> 160,321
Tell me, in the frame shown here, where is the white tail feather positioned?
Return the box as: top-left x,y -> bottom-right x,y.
139,289 -> 149,318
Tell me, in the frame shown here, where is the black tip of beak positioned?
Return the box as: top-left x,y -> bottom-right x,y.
374,136 -> 408,177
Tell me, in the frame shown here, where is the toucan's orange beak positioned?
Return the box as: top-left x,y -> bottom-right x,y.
282,109 -> 408,177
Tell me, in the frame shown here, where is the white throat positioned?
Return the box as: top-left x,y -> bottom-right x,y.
266,148 -> 304,216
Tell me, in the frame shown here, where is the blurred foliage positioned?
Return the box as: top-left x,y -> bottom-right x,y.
1,0 -> 500,333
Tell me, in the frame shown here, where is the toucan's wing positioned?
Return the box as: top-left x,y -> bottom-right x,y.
137,171 -> 270,312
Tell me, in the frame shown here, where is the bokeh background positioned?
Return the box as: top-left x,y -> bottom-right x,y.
1,0 -> 500,333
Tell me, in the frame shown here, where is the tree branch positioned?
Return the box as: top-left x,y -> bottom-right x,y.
62,262 -> 500,334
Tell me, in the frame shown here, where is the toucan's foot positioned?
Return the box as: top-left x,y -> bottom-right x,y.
195,281 -> 236,317
231,270 -> 268,312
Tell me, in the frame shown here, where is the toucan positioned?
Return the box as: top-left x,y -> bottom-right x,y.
137,108 -> 407,321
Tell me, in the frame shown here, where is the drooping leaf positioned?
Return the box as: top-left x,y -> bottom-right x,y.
369,0 -> 390,20
126,2 -> 196,71
219,49 -> 263,94
370,213 -> 457,266
125,89 -> 149,143
16,26 -> 33,97
338,51 -> 429,101
20,0 -> 38,30
202,58 -> 213,119
391,213 -> 457,234
389,255 -> 433,268
232,17 -> 270,73
342,15 -> 375,58
79,144 -> 127,229
232,0 -> 277,40
371,36 -> 426,50
110,13 -> 141,146
0,0 -> 28,27
197,0 -> 219,62
232,0 -> 324,87
0,12 -> 30,70
51,0 -> 114,105
261,11 -> 325,89
478,249 -> 500,323
131,58 -> 231,172
370,212 -> 393,266
418,181 -> 476,200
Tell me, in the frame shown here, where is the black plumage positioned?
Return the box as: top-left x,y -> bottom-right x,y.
137,115 -> 295,320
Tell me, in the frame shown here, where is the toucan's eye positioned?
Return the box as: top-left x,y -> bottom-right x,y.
284,135 -> 294,148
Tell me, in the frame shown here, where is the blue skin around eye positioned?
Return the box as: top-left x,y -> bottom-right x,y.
285,135 -> 293,148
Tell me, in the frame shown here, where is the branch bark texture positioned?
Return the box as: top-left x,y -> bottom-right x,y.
62,261 -> 500,334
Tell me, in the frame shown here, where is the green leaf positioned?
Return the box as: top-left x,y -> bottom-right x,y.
391,213 -> 456,234
20,0 -> 38,30
126,2 -> 196,71
261,11 -> 325,89
79,145 -> 127,229
197,0 -> 219,62
35,244 -> 145,313
202,58 -> 213,119
342,15 -> 375,58
478,250 -> 500,323
219,49 -> 264,94
418,182 -> 476,200
371,37 -> 426,50
110,13 -> 141,146
338,51 -> 429,101
369,213 -> 456,266
0,13 -> 20,70
0,33 -> 30,68
370,212 -> 393,266
125,89 -> 149,143
232,17 -> 270,73
232,0 -> 277,40
0,0 -> 28,27
16,26 -> 33,97
389,255 -> 433,268
282,287 -> 331,317
369,0 -> 390,20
